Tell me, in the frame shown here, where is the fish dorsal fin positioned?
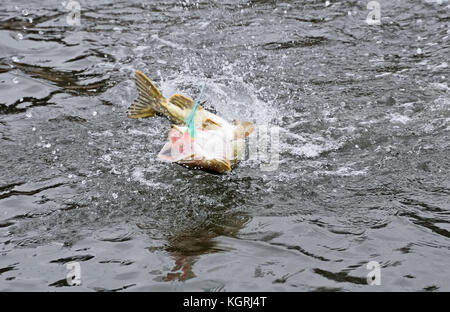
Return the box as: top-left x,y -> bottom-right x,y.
136,70 -> 163,101
169,94 -> 200,110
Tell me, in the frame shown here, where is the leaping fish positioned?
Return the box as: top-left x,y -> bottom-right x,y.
127,71 -> 255,174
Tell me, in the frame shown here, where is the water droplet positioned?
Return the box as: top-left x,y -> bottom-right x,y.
17,33 -> 23,40
92,111 -> 97,116
32,127 -> 36,131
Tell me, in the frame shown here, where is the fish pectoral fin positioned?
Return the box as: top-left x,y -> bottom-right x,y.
234,121 -> 255,139
127,71 -> 164,118
169,94 -> 201,110
202,118 -> 222,130
242,121 -> 255,136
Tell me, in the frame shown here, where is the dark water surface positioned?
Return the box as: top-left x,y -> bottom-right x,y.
0,0 -> 449,291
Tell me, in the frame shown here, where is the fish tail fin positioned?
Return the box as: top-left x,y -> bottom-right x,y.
127,70 -> 165,119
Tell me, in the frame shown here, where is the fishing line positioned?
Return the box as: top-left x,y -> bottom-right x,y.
184,83 -> 206,139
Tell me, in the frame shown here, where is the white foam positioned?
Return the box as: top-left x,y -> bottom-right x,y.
151,34 -> 186,50
390,113 -> 411,124
316,166 -> 368,177
430,82 -> 449,91
157,72 -> 276,126
131,167 -> 170,189
290,143 -> 324,158
128,129 -> 152,136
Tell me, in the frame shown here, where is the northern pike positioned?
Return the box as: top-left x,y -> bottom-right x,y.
127,71 -> 255,174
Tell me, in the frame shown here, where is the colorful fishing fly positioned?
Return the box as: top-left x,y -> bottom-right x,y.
184,84 -> 205,140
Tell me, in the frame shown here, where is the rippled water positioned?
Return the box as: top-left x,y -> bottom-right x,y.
0,0 -> 449,291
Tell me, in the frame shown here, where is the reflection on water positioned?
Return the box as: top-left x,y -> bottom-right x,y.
162,212 -> 250,282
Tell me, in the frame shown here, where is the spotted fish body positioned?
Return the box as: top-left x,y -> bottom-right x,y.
127,71 -> 254,174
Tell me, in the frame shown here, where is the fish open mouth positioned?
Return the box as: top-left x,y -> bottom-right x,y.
158,127 -> 232,174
